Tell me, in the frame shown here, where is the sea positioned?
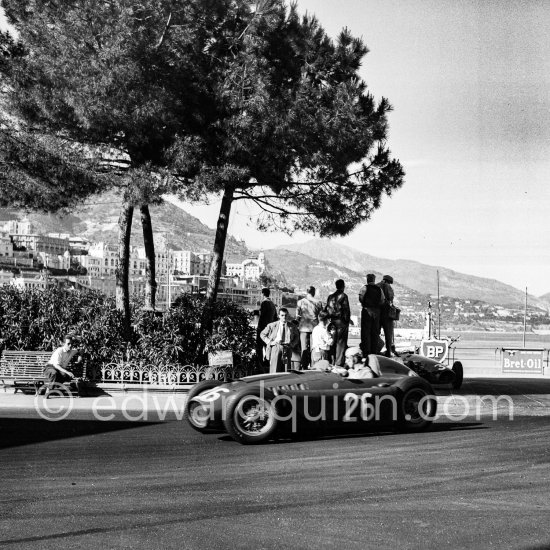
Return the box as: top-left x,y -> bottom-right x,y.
349,330 -> 550,372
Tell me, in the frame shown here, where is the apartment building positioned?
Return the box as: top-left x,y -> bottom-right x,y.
11,234 -> 70,255
226,252 -> 265,281
0,219 -> 32,235
0,232 -> 13,258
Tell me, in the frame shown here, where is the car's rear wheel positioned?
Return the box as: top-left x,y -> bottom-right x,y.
223,387 -> 278,444
396,378 -> 437,432
451,361 -> 464,389
184,380 -> 223,433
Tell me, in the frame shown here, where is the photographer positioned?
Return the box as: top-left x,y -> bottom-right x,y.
40,334 -> 85,398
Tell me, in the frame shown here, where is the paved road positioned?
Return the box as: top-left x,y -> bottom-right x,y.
1,404 -> 550,549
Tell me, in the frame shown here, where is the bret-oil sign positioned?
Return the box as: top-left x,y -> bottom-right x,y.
501,349 -> 544,374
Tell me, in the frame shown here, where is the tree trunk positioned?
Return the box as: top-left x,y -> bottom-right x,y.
116,201 -> 134,340
206,186 -> 234,305
140,204 -> 157,310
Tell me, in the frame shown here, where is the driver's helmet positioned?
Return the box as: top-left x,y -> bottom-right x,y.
311,359 -> 332,372
345,346 -> 362,358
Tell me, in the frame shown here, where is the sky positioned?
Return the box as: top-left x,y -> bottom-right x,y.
2,2 -> 550,294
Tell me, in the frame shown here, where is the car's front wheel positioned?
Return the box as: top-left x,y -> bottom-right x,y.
223,387 -> 278,444
184,380 -> 223,433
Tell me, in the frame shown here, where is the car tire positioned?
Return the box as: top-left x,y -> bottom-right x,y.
451,361 -> 464,389
184,379 -> 223,433
395,377 -> 437,432
223,386 -> 279,444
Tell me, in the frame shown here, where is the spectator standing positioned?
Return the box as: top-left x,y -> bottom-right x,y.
260,307 -> 300,373
290,318 -> 302,370
378,274 -> 396,357
325,279 -> 351,367
296,286 -> 323,368
310,311 -> 335,367
358,273 -> 384,356
256,287 -> 278,371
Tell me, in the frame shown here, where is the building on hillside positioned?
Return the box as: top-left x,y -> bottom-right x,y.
87,242 -> 119,276
226,252 -> 265,281
153,248 -> 172,277
11,272 -> 50,291
69,236 -> 91,255
86,242 -> 147,277
11,234 -> 69,255
0,232 -> 13,258
0,270 -> 13,286
195,252 -> 212,276
37,250 -> 71,271
163,273 -> 283,310
6,251 -> 34,268
172,250 -> 199,275
0,219 -> 33,235
73,254 -> 102,278
83,275 -> 157,300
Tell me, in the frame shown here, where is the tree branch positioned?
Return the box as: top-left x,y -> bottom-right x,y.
156,12 -> 172,50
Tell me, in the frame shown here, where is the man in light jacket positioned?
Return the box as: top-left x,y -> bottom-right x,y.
260,307 -> 300,373
296,286 -> 323,369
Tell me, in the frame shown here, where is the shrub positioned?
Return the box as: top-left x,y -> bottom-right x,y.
0,286 -> 255,370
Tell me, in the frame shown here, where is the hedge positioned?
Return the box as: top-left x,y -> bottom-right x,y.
0,285 -> 256,369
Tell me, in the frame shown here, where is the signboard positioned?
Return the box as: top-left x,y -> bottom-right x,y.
419,339 -> 449,362
208,350 -> 234,367
502,349 -> 544,374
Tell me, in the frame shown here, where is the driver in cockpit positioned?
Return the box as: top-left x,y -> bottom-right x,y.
345,347 -> 379,379
311,347 -> 380,379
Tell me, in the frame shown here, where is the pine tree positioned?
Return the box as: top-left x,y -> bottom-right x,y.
165,3 -> 405,307
2,1 -> 405,343
1,0 -> 245,335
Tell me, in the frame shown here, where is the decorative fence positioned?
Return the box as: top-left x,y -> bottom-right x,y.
86,361 -> 255,387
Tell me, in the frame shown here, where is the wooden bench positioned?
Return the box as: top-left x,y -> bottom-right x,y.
0,351 -> 52,394
0,350 -> 86,395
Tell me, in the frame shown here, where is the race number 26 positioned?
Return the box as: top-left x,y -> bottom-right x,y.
343,392 -> 373,422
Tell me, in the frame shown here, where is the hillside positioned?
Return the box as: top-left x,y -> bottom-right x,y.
276,239 -> 545,309
263,248 -> 428,319
0,191 -> 250,258
539,293 -> 550,308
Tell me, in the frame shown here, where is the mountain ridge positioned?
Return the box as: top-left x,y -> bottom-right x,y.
275,239 -> 548,310
2,195 -> 547,312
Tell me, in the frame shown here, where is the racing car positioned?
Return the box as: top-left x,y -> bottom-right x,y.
396,337 -> 464,389
397,351 -> 463,389
184,355 -> 437,445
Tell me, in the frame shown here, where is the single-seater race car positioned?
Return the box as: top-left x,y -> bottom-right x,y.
397,351 -> 463,389
395,337 -> 464,389
184,355 -> 437,445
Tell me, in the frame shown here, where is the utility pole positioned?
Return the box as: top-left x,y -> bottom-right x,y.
523,287 -> 527,348
437,270 -> 441,339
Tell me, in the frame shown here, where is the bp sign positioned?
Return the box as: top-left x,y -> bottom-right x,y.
420,339 -> 449,362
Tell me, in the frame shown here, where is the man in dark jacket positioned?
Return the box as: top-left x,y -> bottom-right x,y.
325,279 -> 350,367
378,274 -> 395,357
358,273 -> 384,355
256,288 -> 278,371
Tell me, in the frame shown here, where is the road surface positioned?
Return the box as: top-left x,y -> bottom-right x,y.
1,398 -> 549,549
